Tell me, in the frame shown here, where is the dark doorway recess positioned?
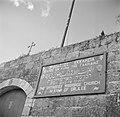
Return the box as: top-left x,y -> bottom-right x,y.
0,89 -> 26,117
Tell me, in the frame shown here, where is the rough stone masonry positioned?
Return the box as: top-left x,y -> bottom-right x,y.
0,32 -> 120,117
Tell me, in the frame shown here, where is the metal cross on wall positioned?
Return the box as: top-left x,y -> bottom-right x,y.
27,42 -> 36,55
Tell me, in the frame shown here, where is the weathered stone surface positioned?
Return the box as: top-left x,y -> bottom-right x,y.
27,89 -> 35,98
24,98 -> 33,107
79,40 -> 89,51
89,37 -> 100,48
30,95 -> 107,117
66,51 -> 79,60
22,106 -> 31,116
0,32 -> 120,117
41,50 -> 51,59
79,48 -> 94,57
43,57 -> 54,65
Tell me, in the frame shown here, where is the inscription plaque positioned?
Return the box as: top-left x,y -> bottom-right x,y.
34,53 -> 106,98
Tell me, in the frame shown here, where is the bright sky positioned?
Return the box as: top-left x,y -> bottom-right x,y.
0,0 -> 120,64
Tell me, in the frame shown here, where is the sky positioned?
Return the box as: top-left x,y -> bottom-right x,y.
0,0 -> 120,64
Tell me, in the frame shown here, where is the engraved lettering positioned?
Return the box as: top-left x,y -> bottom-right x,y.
36,53 -> 105,97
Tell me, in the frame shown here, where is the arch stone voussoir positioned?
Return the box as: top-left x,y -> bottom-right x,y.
0,79 -> 13,89
0,78 -> 33,97
0,78 -> 34,117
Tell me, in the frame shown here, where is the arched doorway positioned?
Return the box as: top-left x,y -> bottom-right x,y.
0,88 -> 26,117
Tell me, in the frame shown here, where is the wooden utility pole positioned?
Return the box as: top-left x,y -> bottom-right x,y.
27,42 -> 36,55
61,0 -> 76,47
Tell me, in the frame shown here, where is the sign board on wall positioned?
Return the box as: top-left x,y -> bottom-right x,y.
34,53 -> 106,98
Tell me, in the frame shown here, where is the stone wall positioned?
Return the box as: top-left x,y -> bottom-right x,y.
0,32 -> 120,117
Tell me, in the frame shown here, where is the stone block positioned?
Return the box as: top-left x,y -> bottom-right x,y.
106,35 -> 114,44
29,81 -> 37,89
51,48 -> 61,57
24,98 -> 33,107
22,106 -> 31,116
79,48 -> 94,58
10,78 -> 22,86
89,37 -> 101,48
107,51 -> 116,62
31,53 -> 41,61
107,81 -> 120,93
73,43 -> 80,51
25,62 -> 34,70
41,50 -> 51,59
79,40 -> 89,51
66,51 -> 79,60
0,62 -> 5,68
89,39 -> 97,48
19,81 -> 29,91
100,37 -> 107,46
4,61 -> 11,68
116,35 -> 120,42
93,45 -> 107,54
106,93 -> 120,117
25,85 -> 33,96
43,57 -> 54,65
107,40 -> 119,52
31,99 -> 36,107
53,54 -> 66,63
61,46 -> 69,54
27,89 -> 35,98
0,79 -> 11,89
67,44 -> 74,52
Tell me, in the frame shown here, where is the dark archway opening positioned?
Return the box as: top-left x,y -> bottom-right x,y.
0,88 -> 26,117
